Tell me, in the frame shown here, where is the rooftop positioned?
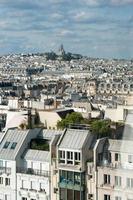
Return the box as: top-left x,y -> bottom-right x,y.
59,129 -> 91,150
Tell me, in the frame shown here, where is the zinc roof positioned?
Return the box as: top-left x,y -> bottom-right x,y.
109,139 -> 133,153
59,129 -> 90,150
38,129 -> 63,140
24,149 -> 50,162
0,129 -> 29,160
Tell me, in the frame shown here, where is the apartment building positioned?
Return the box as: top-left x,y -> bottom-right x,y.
0,126 -> 133,200
98,82 -> 133,95
0,128 -> 54,200
87,137 -> 133,200
51,128 -> 95,200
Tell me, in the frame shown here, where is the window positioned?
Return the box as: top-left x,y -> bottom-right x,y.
115,176 -> 121,187
3,142 -> 10,149
115,153 -> 121,162
104,174 -> 110,184
75,152 -> 81,161
21,180 -> 27,189
5,178 -> 10,186
0,177 -> 3,184
22,198 -> 27,200
0,160 -> 3,167
60,151 -> 65,159
74,172 -> 80,185
127,178 -> 133,188
67,151 -> 73,164
115,197 -> 121,200
31,181 -> 36,190
104,195 -> 110,200
67,151 -> 73,159
40,182 -> 46,192
128,155 -> 133,163
10,142 -> 17,149
75,153 -> 81,165
59,151 -> 65,164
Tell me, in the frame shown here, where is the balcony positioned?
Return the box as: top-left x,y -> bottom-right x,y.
0,167 -> 11,175
98,161 -> 133,171
17,167 -> 50,177
59,180 -> 84,191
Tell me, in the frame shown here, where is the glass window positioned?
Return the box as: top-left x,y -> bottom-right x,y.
104,195 -> 110,200
0,177 -> 3,184
67,151 -> 73,159
59,151 -> 65,164
115,176 -> 121,187
67,171 -> 73,183
60,151 -> 65,159
115,153 -> 121,161
22,198 -> 27,200
127,178 -> 133,188
10,142 -> 17,149
5,178 -> 10,186
3,142 -> 10,149
104,174 -> 110,184
75,152 -> 80,161
74,172 -> 80,185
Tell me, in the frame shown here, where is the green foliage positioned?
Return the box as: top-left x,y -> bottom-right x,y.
19,123 -> 26,130
90,120 -> 111,138
34,109 -> 40,125
57,112 -> 84,129
30,139 -> 49,151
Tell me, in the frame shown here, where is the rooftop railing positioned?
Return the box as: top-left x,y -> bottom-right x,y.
17,167 -> 50,177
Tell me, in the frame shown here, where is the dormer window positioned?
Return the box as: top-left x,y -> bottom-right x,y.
10,142 -> 17,150
3,142 -> 10,149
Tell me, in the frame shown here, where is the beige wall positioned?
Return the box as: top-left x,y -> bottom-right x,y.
38,111 -> 61,129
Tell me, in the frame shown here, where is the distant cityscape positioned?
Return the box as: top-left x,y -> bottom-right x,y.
0,45 -> 133,200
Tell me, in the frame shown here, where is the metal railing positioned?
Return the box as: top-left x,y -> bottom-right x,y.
17,167 -> 50,177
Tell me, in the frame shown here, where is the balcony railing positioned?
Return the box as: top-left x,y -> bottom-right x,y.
0,167 -> 11,175
17,167 -> 50,177
98,161 -> 133,170
59,181 -> 84,191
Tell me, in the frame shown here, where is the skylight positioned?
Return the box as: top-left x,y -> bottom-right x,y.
3,142 -> 10,149
10,142 -> 17,150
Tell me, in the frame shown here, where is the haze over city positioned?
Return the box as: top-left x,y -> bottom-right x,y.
0,0 -> 133,58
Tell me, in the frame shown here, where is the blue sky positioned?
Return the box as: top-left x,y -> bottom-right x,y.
0,0 -> 133,58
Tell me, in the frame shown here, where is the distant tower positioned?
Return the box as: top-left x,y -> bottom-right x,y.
58,44 -> 65,56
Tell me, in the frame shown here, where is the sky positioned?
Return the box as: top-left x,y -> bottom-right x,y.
0,0 -> 133,59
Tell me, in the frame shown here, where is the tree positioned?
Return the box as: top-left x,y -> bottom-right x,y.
90,120 -> 111,138
57,112 -> 84,129
34,109 -> 40,125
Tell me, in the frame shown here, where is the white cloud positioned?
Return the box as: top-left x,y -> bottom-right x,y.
111,0 -> 133,5
58,29 -> 74,37
73,11 -> 97,22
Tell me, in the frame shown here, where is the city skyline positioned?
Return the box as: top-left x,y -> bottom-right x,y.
0,0 -> 133,59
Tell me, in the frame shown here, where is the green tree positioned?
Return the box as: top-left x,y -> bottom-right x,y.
34,109 -> 40,125
57,112 -> 84,129
90,120 -> 111,138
